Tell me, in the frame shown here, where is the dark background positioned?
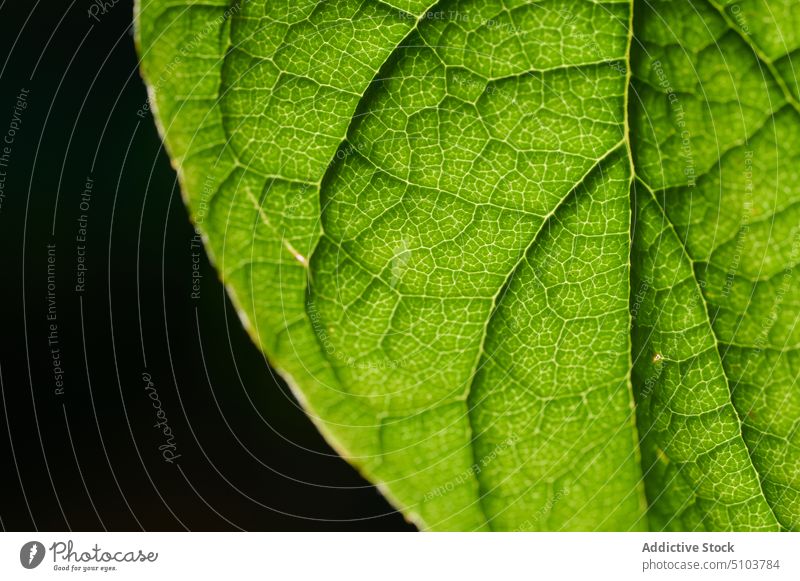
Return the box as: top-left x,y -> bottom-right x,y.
0,0 -> 411,531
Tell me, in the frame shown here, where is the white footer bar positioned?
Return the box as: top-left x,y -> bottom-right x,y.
1,532 -> 798,580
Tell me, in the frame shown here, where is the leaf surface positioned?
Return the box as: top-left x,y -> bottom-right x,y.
136,0 -> 800,530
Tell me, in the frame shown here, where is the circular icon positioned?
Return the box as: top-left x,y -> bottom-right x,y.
20,541 -> 46,569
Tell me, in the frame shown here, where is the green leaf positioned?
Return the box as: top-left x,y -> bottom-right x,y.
135,0 -> 800,531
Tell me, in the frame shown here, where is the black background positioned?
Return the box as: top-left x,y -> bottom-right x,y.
0,0 -> 412,531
